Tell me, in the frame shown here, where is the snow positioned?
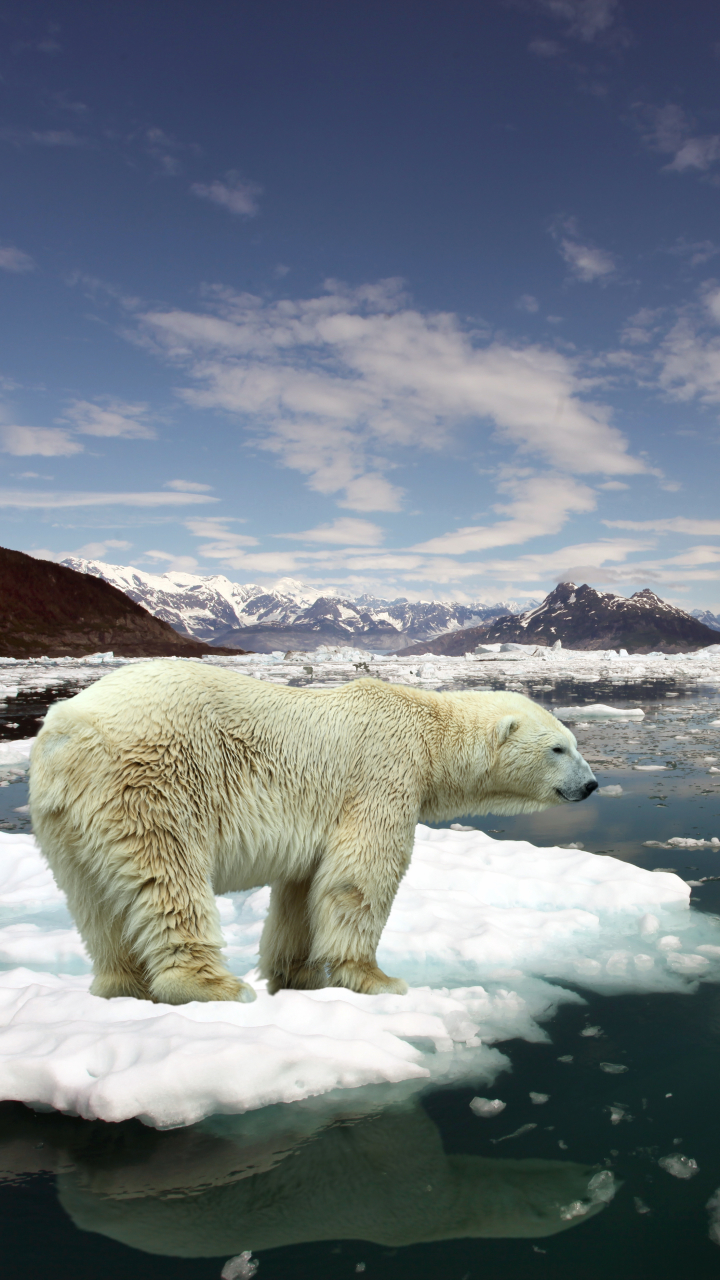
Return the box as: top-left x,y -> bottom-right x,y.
1,821 -> 719,1130
554,704 -> 645,721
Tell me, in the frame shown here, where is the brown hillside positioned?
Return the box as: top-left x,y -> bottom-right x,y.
0,546 -> 249,658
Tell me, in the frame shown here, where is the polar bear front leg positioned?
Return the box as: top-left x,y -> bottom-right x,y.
294,829 -> 411,996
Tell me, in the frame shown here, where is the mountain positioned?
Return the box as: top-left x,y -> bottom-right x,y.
1,547 -> 248,659
60,557 -> 536,653
397,582 -> 720,656
692,608 -> 720,633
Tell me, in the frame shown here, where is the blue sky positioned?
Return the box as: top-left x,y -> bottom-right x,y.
1,1 -> 720,608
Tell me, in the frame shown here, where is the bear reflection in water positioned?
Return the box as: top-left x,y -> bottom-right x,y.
0,1099 -> 612,1258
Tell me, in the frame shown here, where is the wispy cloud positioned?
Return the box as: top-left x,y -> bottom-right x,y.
551,216 -> 617,282
636,103 -> 720,177
276,518 -> 385,546
534,0 -> 621,41
410,473 -> 596,554
604,517 -> 720,535
164,479 -> 213,492
0,426 -> 81,457
0,489 -> 217,508
60,399 -> 156,439
0,245 -> 36,273
134,278 -> 646,520
515,293 -> 539,312
191,172 -> 262,217
0,127 -> 89,148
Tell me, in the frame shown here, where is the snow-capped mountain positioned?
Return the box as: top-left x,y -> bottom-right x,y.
692,608 -> 720,633
60,558 -> 536,652
400,582 -> 720,655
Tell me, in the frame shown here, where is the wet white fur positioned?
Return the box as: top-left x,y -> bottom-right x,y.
29,661 -> 595,1004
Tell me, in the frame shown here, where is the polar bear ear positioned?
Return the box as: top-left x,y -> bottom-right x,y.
496,715 -> 520,744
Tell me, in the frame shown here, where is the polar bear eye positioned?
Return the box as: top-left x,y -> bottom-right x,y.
552,746 -> 565,754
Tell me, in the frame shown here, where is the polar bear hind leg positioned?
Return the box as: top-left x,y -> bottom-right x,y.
259,875 -> 316,995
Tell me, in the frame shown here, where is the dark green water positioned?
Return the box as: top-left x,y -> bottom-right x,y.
2,681 -> 720,1278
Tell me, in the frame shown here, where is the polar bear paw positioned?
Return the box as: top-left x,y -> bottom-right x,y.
149,969 -> 257,1005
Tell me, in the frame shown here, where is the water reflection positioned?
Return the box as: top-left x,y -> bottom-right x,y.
0,1099 -> 611,1258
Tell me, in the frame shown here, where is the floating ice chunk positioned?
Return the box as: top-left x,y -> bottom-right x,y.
222,1253 -> 258,1280
659,1155 -> 699,1179
658,935 -> 683,951
529,1092 -> 549,1104
554,704 -> 644,721
557,1055 -> 574,1063
490,1123 -> 537,1145
0,739 -> 34,768
634,955 -> 655,971
470,1097 -> 506,1117
640,914 -> 660,937
697,945 -> 720,957
605,951 -> 629,974
598,785 -> 623,796
588,1171 -> 617,1204
634,765 -> 667,771
608,1106 -> 626,1125
666,953 -> 710,975
574,959 -> 602,976
708,1189 -> 720,1246
635,1197 -> 651,1215
580,1026 -> 602,1037
599,1063 -> 628,1074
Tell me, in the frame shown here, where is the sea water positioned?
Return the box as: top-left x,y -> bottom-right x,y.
1,654 -> 720,1278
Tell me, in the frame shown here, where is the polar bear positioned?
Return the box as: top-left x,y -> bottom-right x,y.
29,661 -> 596,1005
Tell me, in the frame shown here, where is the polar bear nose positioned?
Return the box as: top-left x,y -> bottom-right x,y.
582,779 -> 599,797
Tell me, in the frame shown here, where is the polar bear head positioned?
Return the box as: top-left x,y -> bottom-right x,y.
448,691 -> 598,817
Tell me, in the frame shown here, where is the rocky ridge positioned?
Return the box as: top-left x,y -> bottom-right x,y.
397,582 -> 720,656
1,547 -> 248,659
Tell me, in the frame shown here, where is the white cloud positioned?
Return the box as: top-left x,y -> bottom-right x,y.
277,518 -> 385,546
0,245 -> 36,273
597,480 -> 629,490
71,539 -> 132,559
142,550 -> 201,571
0,426 -> 82,456
61,399 -> 156,439
620,307 -> 664,345
136,279 -> 646,518
551,217 -> 616,282
657,316 -> 720,405
536,0 -> 620,41
604,517 -> 720,535
191,173 -> 262,217
411,473 -> 596,554
516,294 -> 539,312
636,104 -> 720,176
0,490 -> 217,508
164,479 -> 213,492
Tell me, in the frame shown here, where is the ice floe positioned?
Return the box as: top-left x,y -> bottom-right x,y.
0,824 -> 719,1129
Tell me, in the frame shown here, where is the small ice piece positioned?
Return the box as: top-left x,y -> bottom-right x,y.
707,1189 -> 720,1247
588,1170 -> 617,1204
600,1063 -> 629,1074
659,1155 -> 699,1179
355,1266 -> 366,1274
696,945 -> 720,957
559,1200 -> 590,1220
450,823 -> 475,832
640,913 -> 660,937
606,951 -> 629,974
598,785 -> 624,796
558,1140 -> 568,1150
608,1106 -> 626,1125
658,935 -> 682,951
634,954 -> 655,971
221,1253 -> 259,1280
558,1055 -> 574,1063
470,1097 -> 506,1118
529,1092 -> 550,1104
574,958 -> 602,976
666,953 -> 710,975
634,765 -> 667,771
564,841 -> 585,850
634,1197 -> 651,1215
581,1026 -> 602,1037
489,1123 -> 537,1145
